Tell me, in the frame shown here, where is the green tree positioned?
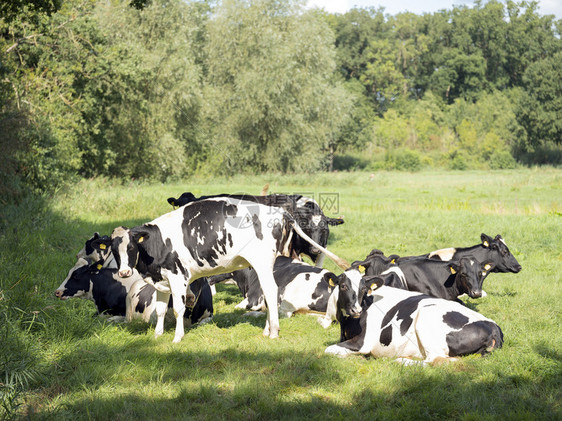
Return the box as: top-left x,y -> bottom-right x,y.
517,51 -> 562,146
202,0 -> 351,173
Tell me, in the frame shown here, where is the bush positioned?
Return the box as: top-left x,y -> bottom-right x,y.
449,150 -> 469,170
393,149 -> 422,171
332,154 -> 370,171
489,150 -> 517,169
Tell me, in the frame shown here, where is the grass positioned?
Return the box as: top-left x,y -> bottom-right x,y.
0,169 -> 561,420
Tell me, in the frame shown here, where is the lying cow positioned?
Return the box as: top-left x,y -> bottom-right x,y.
92,196 -> 348,342
426,233 -> 522,273
167,192 -> 344,266
325,274 -> 504,365
55,258 -> 143,320
353,252 -> 495,301
55,258 -> 213,326
208,256 -> 338,317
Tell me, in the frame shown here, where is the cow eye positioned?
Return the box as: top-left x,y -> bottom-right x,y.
341,284 -> 348,291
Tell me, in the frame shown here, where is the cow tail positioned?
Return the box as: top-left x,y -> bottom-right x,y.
288,215 -> 350,270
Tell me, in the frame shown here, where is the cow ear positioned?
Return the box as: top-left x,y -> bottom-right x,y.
481,233 -> 493,248
91,237 -> 111,252
362,275 -> 384,292
448,262 -> 459,275
167,197 -> 177,207
482,261 -> 494,272
325,274 -> 338,290
326,217 -> 344,226
133,231 -> 149,244
351,259 -> 370,272
389,254 -> 400,264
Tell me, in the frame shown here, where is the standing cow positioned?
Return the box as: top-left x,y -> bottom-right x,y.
166,192 -> 344,266
325,274 -> 504,365
92,197 -> 348,342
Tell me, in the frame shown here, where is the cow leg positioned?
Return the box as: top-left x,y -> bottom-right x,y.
154,290 -> 170,338
247,259 -> 279,339
318,287 -> 338,329
314,253 -> 326,268
167,273 -> 191,343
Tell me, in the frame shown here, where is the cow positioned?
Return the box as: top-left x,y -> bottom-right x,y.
55,258 -> 143,320
425,233 -> 521,273
208,256 -> 338,317
325,275 -> 504,366
55,258 -> 213,326
91,196 -> 349,342
352,252 -> 495,301
166,192 -> 344,266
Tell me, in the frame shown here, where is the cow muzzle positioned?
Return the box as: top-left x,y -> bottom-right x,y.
118,269 -> 133,278
469,290 -> 483,298
54,290 -> 66,300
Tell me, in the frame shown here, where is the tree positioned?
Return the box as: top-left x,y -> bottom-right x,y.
517,51 -> 562,145
202,0 -> 351,173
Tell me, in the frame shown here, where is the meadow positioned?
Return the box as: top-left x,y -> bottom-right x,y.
0,169 -> 560,420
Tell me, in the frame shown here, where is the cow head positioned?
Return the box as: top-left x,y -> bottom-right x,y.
352,249 -> 398,276
92,226 -> 146,278
76,232 -> 112,263
55,258 -> 97,300
292,197 -> 344,260
449,257 -> 494,299
330,270 -> 364,319
481,233 -> 522,273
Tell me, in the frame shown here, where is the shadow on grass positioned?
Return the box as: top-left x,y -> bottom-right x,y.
25,339 -> 561,420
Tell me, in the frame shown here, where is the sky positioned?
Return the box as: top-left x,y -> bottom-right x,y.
306,0 -> 562,20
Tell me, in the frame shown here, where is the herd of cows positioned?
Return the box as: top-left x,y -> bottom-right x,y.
55,190 -> 522,366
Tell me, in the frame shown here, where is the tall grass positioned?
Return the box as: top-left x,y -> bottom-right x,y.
0,169 -> 560,420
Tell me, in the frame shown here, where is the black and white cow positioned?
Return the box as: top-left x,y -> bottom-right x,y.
55,258 -> 143,319
208,256 -> 338,317
166,192 -> 344,266
353,252 -> 494,301
425,233 -> 522,273
325,275 -> 504,365
55,259 -> 213,326
92,197 -> 348,342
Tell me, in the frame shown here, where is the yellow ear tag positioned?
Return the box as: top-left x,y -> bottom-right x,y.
358,265 -> 365,274
99,244 -> 106,250
138,236 -> 144,243
484,264 -> 492,271
329,279 -> 336,288
391,259 -> 396,264
483,241 -> 489,247
450,267 -> 457,275
97,264 -> 103,270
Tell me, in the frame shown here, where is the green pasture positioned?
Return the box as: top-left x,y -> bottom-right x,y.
1,169 -> 560,420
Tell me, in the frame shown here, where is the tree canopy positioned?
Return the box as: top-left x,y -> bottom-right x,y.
1,0 -> 561,198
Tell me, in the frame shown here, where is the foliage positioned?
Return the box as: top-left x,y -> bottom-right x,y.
202,0 -> 350,174
1,0 -> 562,200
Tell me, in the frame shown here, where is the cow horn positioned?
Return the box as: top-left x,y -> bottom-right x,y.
291,220 -> 351,270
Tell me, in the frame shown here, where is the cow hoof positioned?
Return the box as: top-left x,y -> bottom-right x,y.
173,335 -> 183,343
269,330 -> 279,339
325,345 -> 351,357
318,317 -> 332,329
